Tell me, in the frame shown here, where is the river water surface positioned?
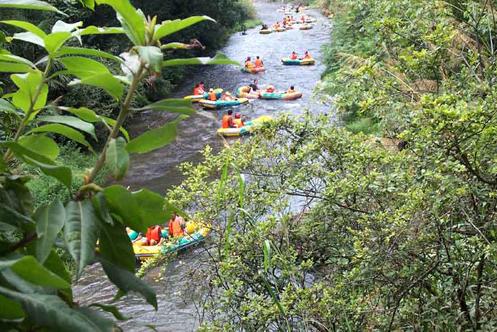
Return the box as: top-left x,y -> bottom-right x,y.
74,1 -> 331,330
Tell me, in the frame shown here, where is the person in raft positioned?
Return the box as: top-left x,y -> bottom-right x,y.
208,88 -> 218,101
249,79 -> 260,95
221,91 -> 235,101
261,23 -> 269,30
254,56 -> 264,68
193,83 -> 203,96
245,56 -> 255,70
222,110 -> 236,128
168,212 -> 186,238
302,51 -> 312,59
287,85 -> 296,93
290,51 -> 299,60
273,21 -> 281,30
265,85 -> 276,93
134,225 -> 162,246
233,113 -> 245,128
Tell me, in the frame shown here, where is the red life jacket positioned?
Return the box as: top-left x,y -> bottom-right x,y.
146,226 -> 161,242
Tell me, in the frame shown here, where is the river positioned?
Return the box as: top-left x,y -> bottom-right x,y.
74,1 -> 331,330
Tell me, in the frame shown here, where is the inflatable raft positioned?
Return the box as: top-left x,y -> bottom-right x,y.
133,226 -> 210,261
281,58 -> 315,65
241,66 -> 265,74
184,88 -> 223,103
199,98 -> 249,109
260,91 -> 303,100
217,115 -> 272,137
236,86 -> 260,99
260,29 -> 272,34
275,27 -> 287,32
299,24 -> 313,30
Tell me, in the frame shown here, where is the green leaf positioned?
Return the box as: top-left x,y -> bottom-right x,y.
0,53 -> 35,67
137,46 -> 162,72
43,249 -> 71,284
38,115 -> 96,139
0,293 -> 24,321
64,200 -> 99,277
0,20 -> 47,38
162,52 -> 239,67
132,189 -> 180,225
126,116 -> 184,154
263,240 -> 271,272
75,307 -> 116,331
97,216 -> 135,272
0,0 -> 63,13
99,258 -> 157,309
105,137 -> 129,180
34,200 -> 65,263
56,46 -> 122,62
75,25 -> 124,36
89,303 -> 128,321
0,287 -> 110,332
95,0 -> 145,45
0,256 -> 70,289
0,98 -> 19,115
30,123 -> 91,148
102,185 -> 143,232
11,71 -> 47,114
60,106 -> 100,122
1,141 -> 72,188
60,56 -> 123,99
44,31 -> 72,54
135,98 -> 194,115
0,61 -> 34,73
19,134 -> 59,160
154,16 -> 215,41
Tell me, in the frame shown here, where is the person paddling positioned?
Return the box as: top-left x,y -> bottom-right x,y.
290,51 -> 298,60
302,51 -> 312,59
245,56 -> 255,70
233,113 -> 245,128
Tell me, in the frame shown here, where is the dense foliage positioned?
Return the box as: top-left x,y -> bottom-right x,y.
164,0 -> 497,330
0,0 -> 239,330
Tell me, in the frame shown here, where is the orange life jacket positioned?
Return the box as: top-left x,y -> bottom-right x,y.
234,118 -> 244,128
146,226 -> 161,242
290,54 -> 298,60
170,219 -> 183,237
193,87 -> 202,96
222,115 -> 232,129
255,59 -> 263,67
209,91 -> 217,101
245,61 -> 255,69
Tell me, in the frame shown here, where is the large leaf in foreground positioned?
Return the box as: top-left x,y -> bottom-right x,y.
126,116 -> 185,154
1,142 -> 71,188
0,256 -> 69,289
0,293 -> 24,320
30,123 -> 92,148
34,200 -> 65,263
100,258 -> 157,310
0,0 -> 63,14
154,16 -> 215,40
162,52 -> 239,67
19,134 -> 59,160
132,189 -> 183,224
105,137 -> 129,180
98,219 -> 135,272
0,286 -> 113,332
102,185 -> 143,232
64,200 -> 99,277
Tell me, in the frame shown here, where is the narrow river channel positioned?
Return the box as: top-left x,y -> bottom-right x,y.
74,1 -> 332,330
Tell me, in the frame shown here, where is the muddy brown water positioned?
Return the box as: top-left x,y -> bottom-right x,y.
74,2 -> 332,330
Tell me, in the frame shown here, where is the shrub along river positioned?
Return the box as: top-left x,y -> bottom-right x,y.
74,1 -> 331,330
